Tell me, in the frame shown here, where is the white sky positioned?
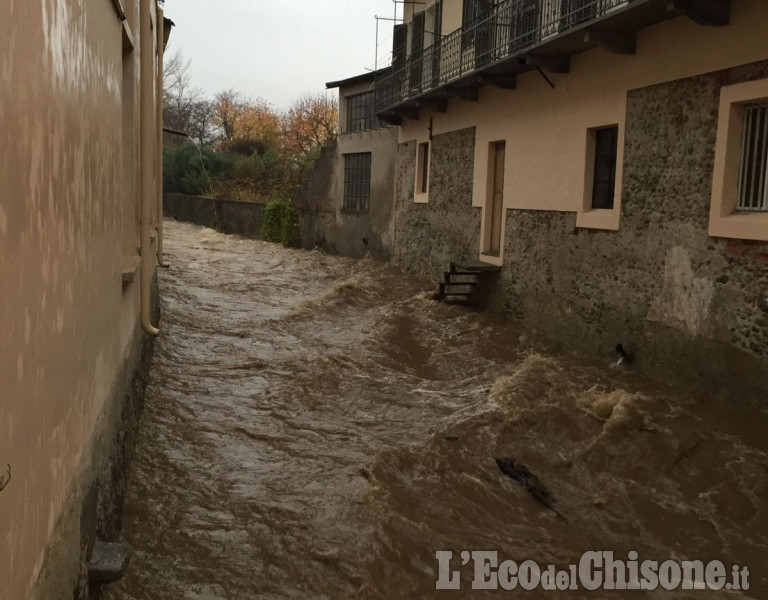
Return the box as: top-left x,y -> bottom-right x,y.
162,0 -> 401,109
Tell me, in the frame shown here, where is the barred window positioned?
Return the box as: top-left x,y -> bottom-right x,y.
737,103 -> 768,211
343,153 -> 371,212
345,92 -> 384,133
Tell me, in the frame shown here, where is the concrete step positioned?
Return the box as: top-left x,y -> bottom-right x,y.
443,295 -> 476,306
442,284 -> 477,296
444,271 -> 479,283
450,260 -> 501,274
438,283 -> 475,296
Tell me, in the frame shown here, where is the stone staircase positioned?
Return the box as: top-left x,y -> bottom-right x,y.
436,260 -> 500,307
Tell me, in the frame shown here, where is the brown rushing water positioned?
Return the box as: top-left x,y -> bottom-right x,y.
106,220 -> 768,600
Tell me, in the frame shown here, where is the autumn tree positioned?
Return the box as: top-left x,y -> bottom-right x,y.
163,60 -> 341,200
238,100 -> 282,151
282,92 -> 338,173
212,89 -> 282,154
213,89 -> 242,141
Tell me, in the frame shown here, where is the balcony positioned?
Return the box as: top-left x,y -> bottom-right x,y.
374,0 -> 731,123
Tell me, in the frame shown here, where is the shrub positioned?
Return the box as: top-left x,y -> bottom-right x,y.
280,203 -> 301,248
260,198 -> 286,243
260,196 -> 301,247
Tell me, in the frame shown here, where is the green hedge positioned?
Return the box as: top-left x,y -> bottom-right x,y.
260,197 -> 301,248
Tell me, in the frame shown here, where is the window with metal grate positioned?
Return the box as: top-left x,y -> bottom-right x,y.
345,92 -> 386,133
737,103 -> 768,212
343,153 -> 372,213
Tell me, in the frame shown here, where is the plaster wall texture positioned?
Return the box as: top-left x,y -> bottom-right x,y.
297,76 -> 399,261
393,60 -> 768,396
397,0 -> 768,264
0,0 -> 162,597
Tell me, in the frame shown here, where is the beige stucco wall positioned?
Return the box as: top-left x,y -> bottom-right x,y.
441,0 -> 463,34
397,0 -> 768,264
0,0 -> 161,597
326,80 -> 398,258
404,0 -> 462,36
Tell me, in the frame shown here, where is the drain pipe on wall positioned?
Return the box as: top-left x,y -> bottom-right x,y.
140,0 -> 159,336
155,4 -> 169,268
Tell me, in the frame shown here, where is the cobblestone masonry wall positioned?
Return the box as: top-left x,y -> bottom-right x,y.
499,61 -> 768,395
394,66 -> 768,398
394,127 -> 482,282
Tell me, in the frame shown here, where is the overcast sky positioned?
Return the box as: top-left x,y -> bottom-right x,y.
162,0 -> 400,108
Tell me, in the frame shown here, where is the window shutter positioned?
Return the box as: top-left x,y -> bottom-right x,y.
462,0 -> 473,27
410,12 -> 426,90
434,0 -> 443,40
412,11 -> 426,59
392,23 -> 408,69
431,0 -> 443,87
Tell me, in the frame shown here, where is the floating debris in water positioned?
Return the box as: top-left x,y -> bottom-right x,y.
495,458 -> 564,519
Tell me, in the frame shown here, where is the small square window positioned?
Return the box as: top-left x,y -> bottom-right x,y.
591,126 -> 618,210
736,103 -> 768,212
343,153 -> 371,213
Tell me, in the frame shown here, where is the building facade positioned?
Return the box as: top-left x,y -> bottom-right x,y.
375,0 -> 768,393
0,0 -> 168,597
296,71 -> 398,260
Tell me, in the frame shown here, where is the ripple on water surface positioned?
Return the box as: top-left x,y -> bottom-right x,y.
105,221 -> 768,600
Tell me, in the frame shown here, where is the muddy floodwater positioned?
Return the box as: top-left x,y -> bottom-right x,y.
105,220 -> 768,600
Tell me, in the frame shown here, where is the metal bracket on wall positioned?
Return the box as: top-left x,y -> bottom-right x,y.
535,67 -> 556,90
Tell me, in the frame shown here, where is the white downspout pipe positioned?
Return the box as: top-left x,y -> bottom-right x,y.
156,5 -> 169,268
140,0 -> 159,336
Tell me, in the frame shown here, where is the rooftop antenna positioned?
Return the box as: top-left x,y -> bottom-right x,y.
373,0 -> 406,87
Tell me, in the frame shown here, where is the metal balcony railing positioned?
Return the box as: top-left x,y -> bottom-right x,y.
374,0 -> 641,114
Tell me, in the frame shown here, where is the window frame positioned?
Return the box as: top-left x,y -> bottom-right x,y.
576,122 -> 623,231
342,152 -> 372,213
590,125 -> 619,210
709,78 -> 768,242
416,141 -> 431,198
344,91 -> 385,134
